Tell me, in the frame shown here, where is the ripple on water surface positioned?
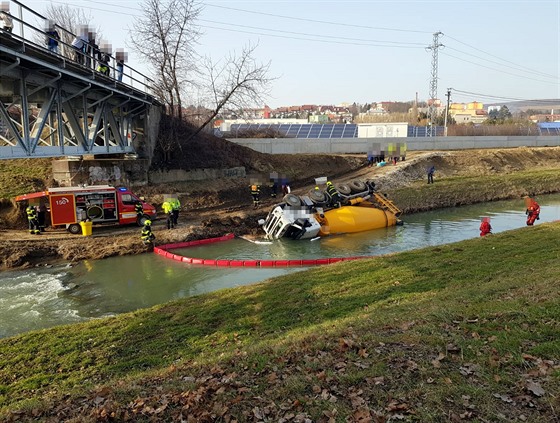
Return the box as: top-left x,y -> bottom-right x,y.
0,269 -> 83,338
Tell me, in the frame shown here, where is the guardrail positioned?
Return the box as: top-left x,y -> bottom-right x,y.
1,0 -> 154,95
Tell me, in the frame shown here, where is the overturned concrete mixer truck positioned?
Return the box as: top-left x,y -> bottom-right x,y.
260,178 -> 403,240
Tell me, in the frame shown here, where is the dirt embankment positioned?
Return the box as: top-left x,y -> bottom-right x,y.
1,146 -> 560,270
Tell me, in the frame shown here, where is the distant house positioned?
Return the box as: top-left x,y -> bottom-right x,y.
449,102 -> 488,124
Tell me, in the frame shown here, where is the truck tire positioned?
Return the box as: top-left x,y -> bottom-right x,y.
68,223 -> 81,235
308,189 -> 326,204
283,193 -> 301,207
349,180 -> 367,193
336,183 -> 352,195
137,214 -> 150,226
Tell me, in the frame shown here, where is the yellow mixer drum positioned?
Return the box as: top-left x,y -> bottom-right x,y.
317,204 -> 398,236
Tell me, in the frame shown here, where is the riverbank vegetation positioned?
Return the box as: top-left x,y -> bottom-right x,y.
0,158 -> 52,200
1,223 -> 558,421
389,168 -> 560,214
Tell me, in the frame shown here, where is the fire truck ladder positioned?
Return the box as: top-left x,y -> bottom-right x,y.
373,193 -> 402,217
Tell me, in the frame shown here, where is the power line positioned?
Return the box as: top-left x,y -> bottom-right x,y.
442,52 -> 560,85
200,19 -> 426,46
46,0 -> 427,49
445,45 -> 559,80
444,34 -> 556,81
450,88 -> 560,103
201,25 -> 423,48
205,3 -> 433,34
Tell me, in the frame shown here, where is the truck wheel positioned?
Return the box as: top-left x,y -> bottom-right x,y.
137,214 -> 150,226
349,180 -> 367,193
308,189 -> 326,204
365,180 -> 376,192
336,183 -> 352,195
283,193 -> 301,207
67,223 -> 81,235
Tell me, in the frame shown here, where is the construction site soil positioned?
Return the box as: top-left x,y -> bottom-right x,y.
1,135 -> 560,270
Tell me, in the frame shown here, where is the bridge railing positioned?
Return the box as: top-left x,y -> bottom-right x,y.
1,0 -> 155,96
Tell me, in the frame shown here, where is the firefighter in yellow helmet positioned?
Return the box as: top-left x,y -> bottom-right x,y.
141,219 -> 155,245
250,183 -> 261,209
325,181 -> 341,208
26,204 -> 40,235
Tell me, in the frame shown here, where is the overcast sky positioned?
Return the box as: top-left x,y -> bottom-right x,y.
21,0 -> 560,108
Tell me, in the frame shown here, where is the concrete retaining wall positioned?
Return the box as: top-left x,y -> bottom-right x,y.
149,167 -> 246,184
228,136 -> 560,154
52,158 -> 150,187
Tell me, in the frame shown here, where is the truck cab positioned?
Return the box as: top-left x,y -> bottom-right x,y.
115,187 -> 157,226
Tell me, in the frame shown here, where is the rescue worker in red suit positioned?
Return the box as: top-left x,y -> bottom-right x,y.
525,197 -> 540,226
479,217 -> 492,237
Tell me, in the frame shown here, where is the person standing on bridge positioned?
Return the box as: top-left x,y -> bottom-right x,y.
71,26 -> 89,65
45,21 -> 60,54
117,59 -> 124,82
96,52 -> 110,76
0,2 -> 13,34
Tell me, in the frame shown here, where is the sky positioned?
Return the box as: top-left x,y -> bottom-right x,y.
19,0 -> 560,109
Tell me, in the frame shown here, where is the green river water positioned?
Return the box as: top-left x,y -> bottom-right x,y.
1,194 -> 559,338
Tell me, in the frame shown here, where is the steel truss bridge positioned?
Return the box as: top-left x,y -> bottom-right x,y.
0,1 -> 158,159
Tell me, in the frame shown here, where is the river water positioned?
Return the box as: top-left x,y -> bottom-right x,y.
1,194 -> 559,338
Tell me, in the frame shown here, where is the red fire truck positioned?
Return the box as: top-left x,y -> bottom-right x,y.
15,185 -> 157,234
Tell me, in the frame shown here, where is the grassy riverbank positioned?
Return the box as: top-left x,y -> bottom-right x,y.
389,168 -> 560,213
1,223 -> 559,421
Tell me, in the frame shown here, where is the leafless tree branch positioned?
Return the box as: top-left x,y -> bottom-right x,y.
129,0 -> 201,120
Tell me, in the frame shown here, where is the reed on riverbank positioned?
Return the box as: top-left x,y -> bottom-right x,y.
1,223 -> 559,421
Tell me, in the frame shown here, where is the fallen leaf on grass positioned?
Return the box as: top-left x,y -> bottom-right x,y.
446,344 -> 461,354
339,338 -> 356,351
493,393 -> 513,403
525,381 -> 545,397
459,363 -> 480,376
366,376 -> 385,386
432,352 -> 446,368
353,408 -> 372,422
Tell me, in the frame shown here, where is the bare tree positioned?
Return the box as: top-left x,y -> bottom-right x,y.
129,0 -> 201,120
188,43 -> 274,141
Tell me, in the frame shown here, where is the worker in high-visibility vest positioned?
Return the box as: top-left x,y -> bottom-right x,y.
170,198 -> 181,226
162,200 -> 174,229
26,205 -> 40,235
